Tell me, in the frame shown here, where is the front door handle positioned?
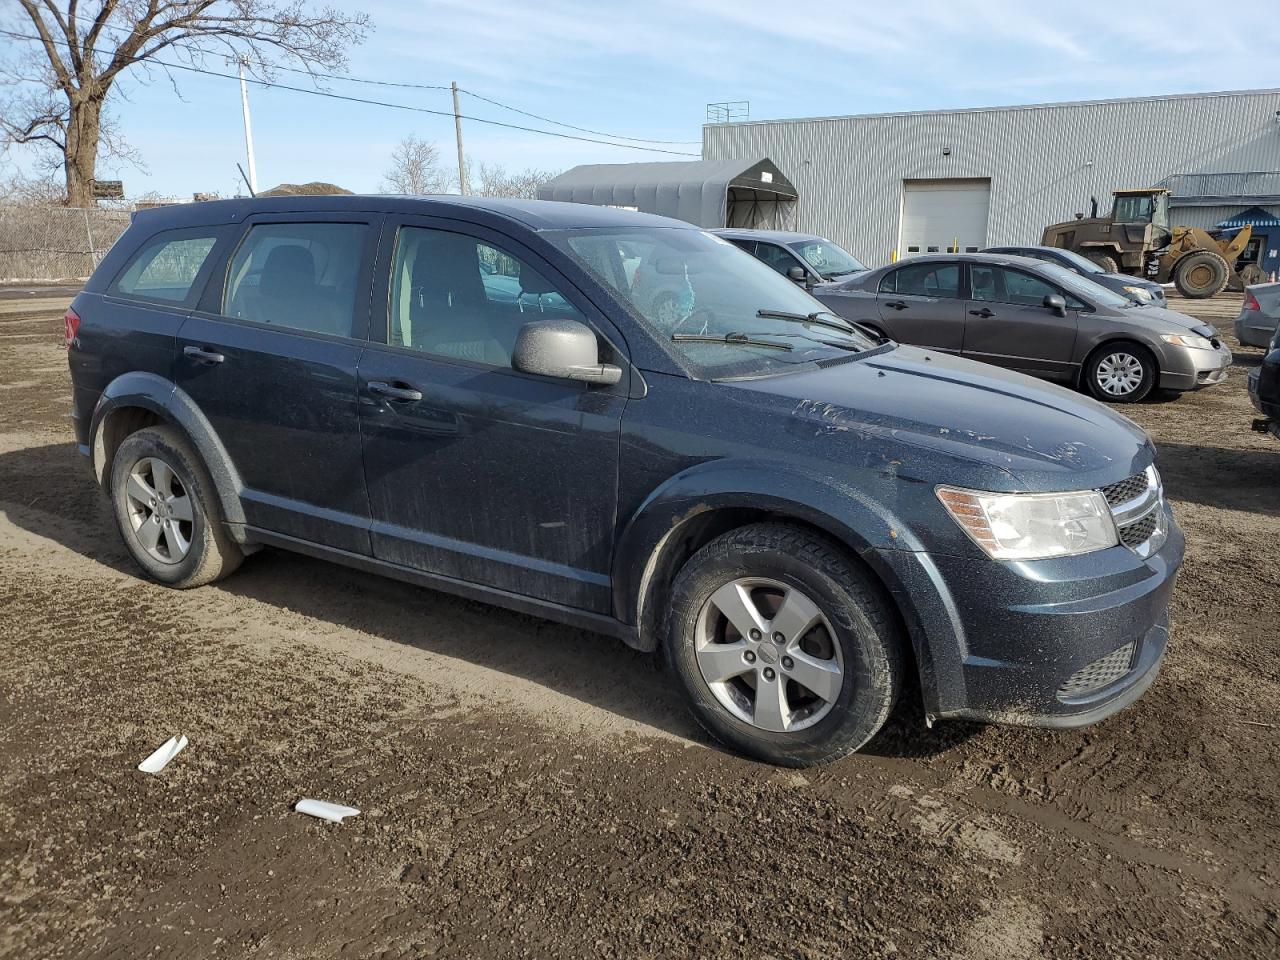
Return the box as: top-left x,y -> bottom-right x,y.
368,380 -> 423,402
884,300 -> 908,310
183,345 -> 225,364
969,308 -> 995,318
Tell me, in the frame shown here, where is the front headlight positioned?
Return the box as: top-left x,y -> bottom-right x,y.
936,487 -> 1117,560
1123,285 -> 1153,302
1160,333 -> 1214,350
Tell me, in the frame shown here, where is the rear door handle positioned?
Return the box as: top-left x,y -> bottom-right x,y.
884,300 -> 908,310
969,308 -> 995,318
183,345 -> 225,364
368,380 -> 423,402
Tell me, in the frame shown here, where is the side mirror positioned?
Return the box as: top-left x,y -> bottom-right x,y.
511,319 -> 622,386
1043,294 -> 1067,316
786,264 -> 811,287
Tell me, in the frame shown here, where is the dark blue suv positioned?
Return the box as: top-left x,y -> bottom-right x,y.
67,196 -> 1183,765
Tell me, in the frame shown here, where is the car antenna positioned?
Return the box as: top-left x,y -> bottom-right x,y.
237,163 -> 257,198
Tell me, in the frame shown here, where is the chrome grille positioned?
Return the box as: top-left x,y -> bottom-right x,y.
1058,642 -> 1135,699
1119,509 -> 1158,548
1099,466 -> 1166,557
1101,472 -> 1147,507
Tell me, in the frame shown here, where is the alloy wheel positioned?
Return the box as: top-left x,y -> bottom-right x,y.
124,456 -> 194,564
694,577 -> 844,733
1095,352 -> 1145,397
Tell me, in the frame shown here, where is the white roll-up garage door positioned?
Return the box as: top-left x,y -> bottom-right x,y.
898,179 -> 991,258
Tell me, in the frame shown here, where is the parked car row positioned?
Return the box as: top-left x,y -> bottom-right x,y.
719,230 -> 1231,404
69,197 -> 1183,767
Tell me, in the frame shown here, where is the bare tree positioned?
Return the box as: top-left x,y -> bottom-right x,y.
380,136 -> 454,195
2,1 -> 371,207
0,167 -> 67,205
472,162 -> 560,200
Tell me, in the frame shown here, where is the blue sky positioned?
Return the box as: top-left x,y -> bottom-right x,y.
5,0 -> 1280,198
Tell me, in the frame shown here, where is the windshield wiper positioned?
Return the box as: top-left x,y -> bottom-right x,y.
671,332 -> 793,351
733,331 -> 866,353
756,309 -> 856,335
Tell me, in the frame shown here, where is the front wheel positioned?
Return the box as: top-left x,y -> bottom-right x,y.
664,523 -> 904,766
1084,342 -> 1157,403
1173,250 -> 1229,299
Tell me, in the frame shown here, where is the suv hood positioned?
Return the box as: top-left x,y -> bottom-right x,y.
731,345 -> 1153,490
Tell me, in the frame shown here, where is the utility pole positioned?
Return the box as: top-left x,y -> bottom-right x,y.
451,81 -> 468,196
238,57 -> 259,195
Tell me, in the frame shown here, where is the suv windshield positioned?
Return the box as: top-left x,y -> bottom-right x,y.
788,238 -> 867,279
1035,261 -> 1135,309
548,227 -> 879,377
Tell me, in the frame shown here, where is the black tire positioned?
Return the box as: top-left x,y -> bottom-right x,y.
1173,250 -> 1230,299
1083,251 -> 1120,273
664,523 -> 904,767
1083,341 -> 1157,404
109,425 -> 243,588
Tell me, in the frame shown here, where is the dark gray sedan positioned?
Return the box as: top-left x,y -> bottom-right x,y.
815,253 -> 1231,403
984,244 -> 1167,306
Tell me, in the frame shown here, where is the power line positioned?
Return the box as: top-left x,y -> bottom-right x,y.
4,13 -> 700,146
459,88 -> 700,145
0,26 -> 700,156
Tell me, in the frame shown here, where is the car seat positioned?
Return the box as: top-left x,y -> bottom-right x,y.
254,245 -> 347,336
410,233 -> 506,365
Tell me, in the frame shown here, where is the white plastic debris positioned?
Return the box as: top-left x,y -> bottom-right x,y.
295,798 -> 360,823
137,735 -> 188,773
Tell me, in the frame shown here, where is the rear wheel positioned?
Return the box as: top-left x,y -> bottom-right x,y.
664,523 -> 904,767
1083,251 -> 1120,273
1084,342 -> 1157,403
1173,250 -> 1230,298
110,426 -> 243,588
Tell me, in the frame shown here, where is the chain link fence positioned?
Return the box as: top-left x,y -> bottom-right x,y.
0,205 -> 132,282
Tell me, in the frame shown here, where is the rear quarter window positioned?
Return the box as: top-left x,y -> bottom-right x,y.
110,228 -> 220,305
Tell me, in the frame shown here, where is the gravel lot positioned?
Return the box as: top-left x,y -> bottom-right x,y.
1,290 -> 1277,959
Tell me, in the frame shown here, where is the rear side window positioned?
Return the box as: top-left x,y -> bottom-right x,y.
879,262 -> 960,298
111,230 -> 218,303
223,222 -> 367,338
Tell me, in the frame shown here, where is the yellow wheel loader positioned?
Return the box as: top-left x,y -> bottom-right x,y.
1041,188 -> 1254,299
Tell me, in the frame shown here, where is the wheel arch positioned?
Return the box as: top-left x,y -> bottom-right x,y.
1078,336 -> 1160,390
613,462 -> 939,707
90,372 -> 248,534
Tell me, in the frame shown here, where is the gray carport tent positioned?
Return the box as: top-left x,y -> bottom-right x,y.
537,158 -> 799,230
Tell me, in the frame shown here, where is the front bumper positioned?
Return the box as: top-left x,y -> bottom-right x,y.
876,507 -> 1184,727
1159,341 -> 1232,391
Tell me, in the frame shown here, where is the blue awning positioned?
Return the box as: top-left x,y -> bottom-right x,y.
1217,205 -> 1280,229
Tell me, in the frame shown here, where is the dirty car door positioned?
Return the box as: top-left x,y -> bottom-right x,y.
177,214 -> 379,553
357,217 -> 627,613
875,261 -> 966,352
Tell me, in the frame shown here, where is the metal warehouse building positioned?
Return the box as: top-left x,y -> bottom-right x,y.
701,88 -> 1280,270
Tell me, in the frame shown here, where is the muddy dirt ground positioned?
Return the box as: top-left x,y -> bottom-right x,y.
1,291 -> 1277,959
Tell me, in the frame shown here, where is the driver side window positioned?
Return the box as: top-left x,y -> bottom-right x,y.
388,226 -> 585,367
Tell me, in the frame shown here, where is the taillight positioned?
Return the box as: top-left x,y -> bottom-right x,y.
1244,292 -> 1261,312
64,306 -> 81,348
